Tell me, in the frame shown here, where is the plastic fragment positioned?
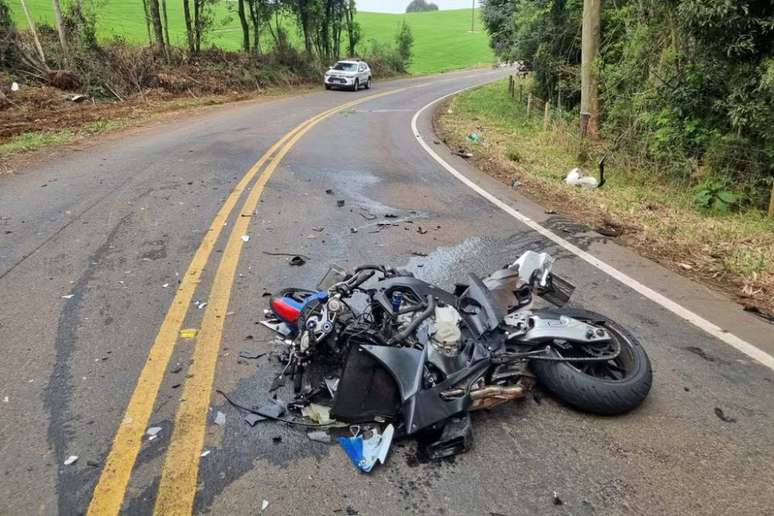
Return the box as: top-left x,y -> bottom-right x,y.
338,424 -> 394,473
301,403 -> 334,425
62,294 -> 74,299
214,411 -> 226,426
565,168 -> 598,189
146,426 -> 162,437
64,455 -> 78,466
201,450 -> 210,457
241,235 -> 250,242
261,500 -> 269,512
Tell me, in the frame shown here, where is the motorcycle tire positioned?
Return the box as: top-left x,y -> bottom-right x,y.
530,309 -> 652,416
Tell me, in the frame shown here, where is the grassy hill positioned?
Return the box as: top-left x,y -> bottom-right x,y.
9,1 -> 494,74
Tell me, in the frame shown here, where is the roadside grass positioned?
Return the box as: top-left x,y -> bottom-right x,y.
9,2 -> 493,75
0,130 -> 74,156
437,80 -> 774,313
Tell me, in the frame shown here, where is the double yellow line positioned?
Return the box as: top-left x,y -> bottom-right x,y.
87,87 -> 405,515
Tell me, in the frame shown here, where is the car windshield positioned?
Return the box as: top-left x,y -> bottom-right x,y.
333,62 -> 357,71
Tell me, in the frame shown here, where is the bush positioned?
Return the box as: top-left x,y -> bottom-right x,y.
395,20 -> 414,69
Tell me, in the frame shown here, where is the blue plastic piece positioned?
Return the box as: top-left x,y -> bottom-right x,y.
338,435 -> 365,471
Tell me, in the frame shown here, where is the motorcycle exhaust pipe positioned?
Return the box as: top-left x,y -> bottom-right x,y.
441,385 -> 525,411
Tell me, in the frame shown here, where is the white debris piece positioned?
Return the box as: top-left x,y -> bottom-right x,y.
261,500 -> 269,512
201,450 -> 211,457
62,294 -> 74,299
146,426 -> 162,437
564,168 -> 598,189
214,411 -> 226,426
11,82 -> 19,92
64,455 -> 78,466
241,235 -> 250,242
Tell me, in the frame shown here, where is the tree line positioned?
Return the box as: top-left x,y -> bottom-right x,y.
481,0 -> 774,208
138,0 -> 362,62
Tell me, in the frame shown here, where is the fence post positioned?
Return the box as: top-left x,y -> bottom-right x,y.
518,84 -> 523,103
526,93 -> 532,117
544,100 -> 551,129
557,91 -> 562,112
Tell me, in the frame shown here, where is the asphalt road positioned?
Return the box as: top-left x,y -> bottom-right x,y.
1,69 -> 773,516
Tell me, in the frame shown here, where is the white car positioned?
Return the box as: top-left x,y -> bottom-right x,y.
324,60 -> 372,91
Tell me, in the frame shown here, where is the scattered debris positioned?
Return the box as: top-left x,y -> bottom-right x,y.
324,377 -> 340,397
466,132 -> 481,143
307,430 -> 332,443
289,255 -> 306,266
313,226 -> 325,232
338,424 -> 394,473
11,82 -> 19,92
677,262 -> 693,271
714,407 -> 737,423
564,168 -> 598,189
200,450 -> 211,457
86,460 -> 100,468
302,403 -> 334,425
195,301 -> 208,310
433,139 -> 441,145
262,251 -> 310,261
417,227 -> 428,235
146,427 -> 162,437
452,150 -> 473,159
62,294 -> 74,299
325,189 -> 334,195
742,304 -> 774,323
244,413 -> 263,427
68,94 -> 88,103
162,283 -> 170,288
171,365 -> 183,374
511,179 -> 522,189
239,351 -> 265,360
272,436 -> 282,443
179,328 -> 198,339
214,411 -> 226,426
552,491 -> 563,506
411,251 -> 428,257
350,227 -> 358,234
241,235 -> 250,242
544,209 -> 557,215
261,500 -> 269,512
64,456 -> 78,466
359,210 -> 377,221
596,222 -> 623,237
337,200 -> 346,208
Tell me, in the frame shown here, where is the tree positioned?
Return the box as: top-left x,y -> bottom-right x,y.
344,0 -> 360,56
182,0 -> 195,52
396,20 -> 413,67
237,0 -> 250,51
51,0 -> 69,61
148,0 -> 167,57
406,0 -> 438,13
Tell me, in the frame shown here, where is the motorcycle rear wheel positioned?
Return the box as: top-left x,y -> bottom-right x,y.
530,309 -> 652,416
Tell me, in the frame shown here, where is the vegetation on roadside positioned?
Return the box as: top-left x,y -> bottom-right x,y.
481,0 -> 774,212
438,81 -> 774,313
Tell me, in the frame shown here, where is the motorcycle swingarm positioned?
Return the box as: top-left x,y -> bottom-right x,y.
505,312 -> 611,344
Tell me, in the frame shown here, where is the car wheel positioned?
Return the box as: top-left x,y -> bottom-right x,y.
325,84 -> 332,90
365,77 -> 371,89
353,79 -> 359,92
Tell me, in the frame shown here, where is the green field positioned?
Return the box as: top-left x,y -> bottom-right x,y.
9,1 -> 494,74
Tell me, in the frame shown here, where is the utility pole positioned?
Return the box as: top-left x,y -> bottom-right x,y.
580,0 -> 601,138
471,0 -> 475,32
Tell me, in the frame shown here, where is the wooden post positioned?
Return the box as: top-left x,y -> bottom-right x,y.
19,0 -> 46,64
544,100 -> 550,129
526,93 -> 532,117
769,182 -> 774,217
518,84 -> 523,103
557,91 -> 562,112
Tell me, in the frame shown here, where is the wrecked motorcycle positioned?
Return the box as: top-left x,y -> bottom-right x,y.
262,251 -> 652,459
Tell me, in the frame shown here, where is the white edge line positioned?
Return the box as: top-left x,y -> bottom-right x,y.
411,86 -> 774,372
